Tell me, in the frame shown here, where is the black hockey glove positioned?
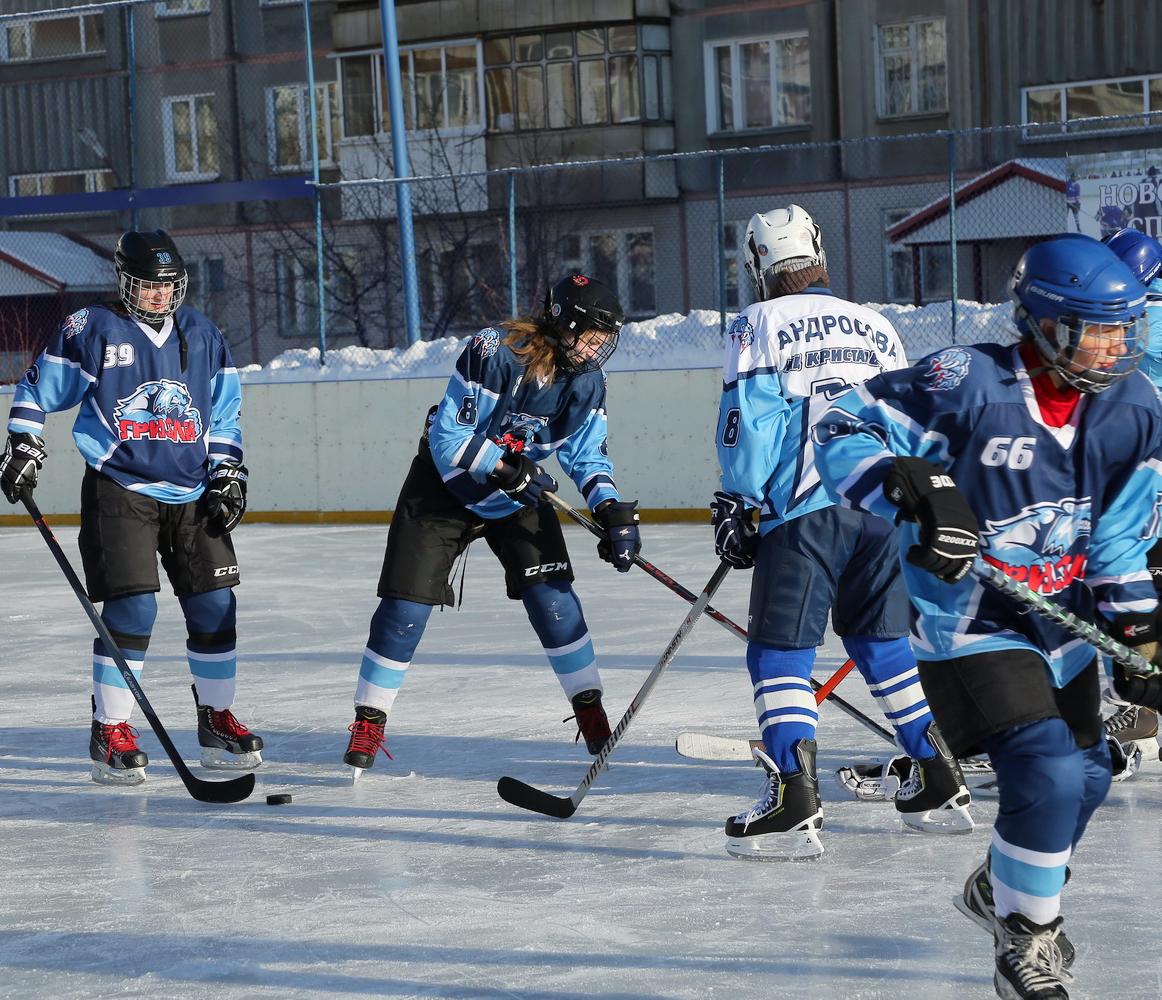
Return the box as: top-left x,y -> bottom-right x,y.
595,499 -> 641,573
710,491 -> 758,570
490,451 -> 558,507
205,461 -> 248,534
1112,661 -> 1162,710
0,433 -> 47,504
1107,612 -> 1162,708
882,456 -> 979,584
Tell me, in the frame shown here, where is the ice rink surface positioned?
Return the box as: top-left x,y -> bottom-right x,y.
2,522 -> 1160,1000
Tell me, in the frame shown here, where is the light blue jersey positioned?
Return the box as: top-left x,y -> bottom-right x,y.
1139,277 -> 1162,386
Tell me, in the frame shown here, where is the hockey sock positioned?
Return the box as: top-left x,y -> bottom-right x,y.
844,635 -> 935,759
93,592 -> 156,723
181,589 -> 238,711
983,718 -> 1084,925
521,581 -> 601,700
746,643 -> 818,774
353,598 -> 433,715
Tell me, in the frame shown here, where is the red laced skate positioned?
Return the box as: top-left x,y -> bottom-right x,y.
208,707 -> 254,741
566,689 -> 612,755
100,721 -> 142,761
346,716 -> 393,763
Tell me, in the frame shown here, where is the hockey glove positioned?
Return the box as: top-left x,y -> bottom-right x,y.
882,456 -> 979,584
490,451 -> 558,507
0,433 -> 47,504
1112,661 -> 1162,710
595,499 -> 641,573
205,461 -> 248,534
710,491 -> 758,570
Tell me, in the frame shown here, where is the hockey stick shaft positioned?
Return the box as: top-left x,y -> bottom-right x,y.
546,492 -> 893,744
21,494 -> 254,804
497,560 -> 733,818
972,559 -> 1157,674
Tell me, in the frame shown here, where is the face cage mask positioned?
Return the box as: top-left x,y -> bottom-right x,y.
118,271 -> 187,323
557,327 -> 620,375
1029,312 -> 1148,394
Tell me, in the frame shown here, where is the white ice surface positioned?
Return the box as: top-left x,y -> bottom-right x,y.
2,523 -> 1160,1000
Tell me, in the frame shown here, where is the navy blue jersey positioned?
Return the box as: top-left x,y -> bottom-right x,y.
815,342 -> 1162,686
8,304 -> 242,503
426,328 -> 620,519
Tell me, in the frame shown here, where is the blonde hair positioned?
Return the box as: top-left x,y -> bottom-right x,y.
501,316 -> 558,383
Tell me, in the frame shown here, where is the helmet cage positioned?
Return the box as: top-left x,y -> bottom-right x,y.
556,325 -> 620,374
1018,308 -> 1148,393
543,275 -> 625,374
117,270 -> 188,323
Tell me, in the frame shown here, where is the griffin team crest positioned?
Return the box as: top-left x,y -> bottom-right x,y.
114,379 -> 204,443
473,327 -> 501,359
728,315 -> 755,350
920,347 -> 971,391
62,309 -> 89,339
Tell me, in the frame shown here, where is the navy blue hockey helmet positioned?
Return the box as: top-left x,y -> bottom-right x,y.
1011,235 -> 1148,393
542,274 -> 625,373
1102,227 -> 1162,286
115,229 -> 188,323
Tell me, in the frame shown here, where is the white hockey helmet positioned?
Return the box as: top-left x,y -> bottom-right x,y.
744,205 -> 827,300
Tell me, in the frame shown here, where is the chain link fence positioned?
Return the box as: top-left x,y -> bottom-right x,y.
3,0 -> 1161,382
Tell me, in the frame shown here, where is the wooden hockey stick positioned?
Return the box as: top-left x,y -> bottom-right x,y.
545,492 -> 894,745
22,495 -> 254,804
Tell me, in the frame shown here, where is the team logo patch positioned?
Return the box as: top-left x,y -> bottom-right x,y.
757,243 -> 769,256
920,347 -> 971,391
114,379 -> 204,443
980,497 -> 1092,595
473,327 -> 501,359
24,364 -> 39,386
571,275 -> 589,286
494,411 -> 548,453
62,309 -> 89,339
728,315 -> 754,350
1142,491 -> 1162,541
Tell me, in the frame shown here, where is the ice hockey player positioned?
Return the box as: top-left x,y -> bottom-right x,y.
0,230 -> 263,785
709,204 -> 971,861
341,275 -> 641,778
815,234 -> 1162,999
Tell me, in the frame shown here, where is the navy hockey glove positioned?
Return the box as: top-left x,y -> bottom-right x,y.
882,457 -> 979,584
710,491 -> 758,570
595,499 -> 641,572
490,451 -> 558,507
0,433 -> 46,504
204,461 -> 248,534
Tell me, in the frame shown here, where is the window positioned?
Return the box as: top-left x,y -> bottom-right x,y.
705,33 -> 810,133
1,13 -> 105,61
1022,73 -> 1162,136
8,169 -> 114,198
722,222 -> 742,310
883,209 -> 952,304
876,18 -> 947,117
185,257 -> 227,314
163,94 -> 219,181
155,0 -> 210,16
562,229 -> 656,317
268,83 -> 341,170
276,251 -> 360,335
337,41 -> 483,137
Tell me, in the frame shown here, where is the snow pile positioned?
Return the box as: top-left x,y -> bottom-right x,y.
238,301 -> 1015,385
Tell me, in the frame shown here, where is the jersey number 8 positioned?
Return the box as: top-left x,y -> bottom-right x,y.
721,407 -> 741,448
981,435 -> 1036,470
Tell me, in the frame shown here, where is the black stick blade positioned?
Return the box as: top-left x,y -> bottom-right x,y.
496,776 -> 576,818
185,770 -> 256,804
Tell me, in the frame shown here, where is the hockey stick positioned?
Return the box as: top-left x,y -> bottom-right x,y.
21,494 -> 255,804
972,559 -> 1158,674
545,492 -> 894,745
497,560 -> 732,818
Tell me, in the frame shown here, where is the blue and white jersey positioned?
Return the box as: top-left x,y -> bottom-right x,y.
1139,277 -> 1162,387
426,327 -> 620,519
814,342 -> 1162,686
7,304 -> 242,503
716,287 -> 906,534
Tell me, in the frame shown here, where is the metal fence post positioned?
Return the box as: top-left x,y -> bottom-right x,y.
302,0 -> 327,363
948,131 -> 958,344
126,3 -> 138,231
508,172 -> 517,316
717,154 -> 726,338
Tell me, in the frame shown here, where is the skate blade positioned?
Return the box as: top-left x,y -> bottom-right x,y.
952,894 -> 993,934
725,815 -> 824,861
90,762 -> 146,786
900,801 -> 975,834
350,766 -> 364,785
200,747 -> 262,770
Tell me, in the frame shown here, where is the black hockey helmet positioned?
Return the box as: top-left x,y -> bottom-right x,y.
114,229 -> 187,322
542,274 -> 625,373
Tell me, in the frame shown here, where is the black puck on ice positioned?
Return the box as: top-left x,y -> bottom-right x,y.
266,793 -> 292,805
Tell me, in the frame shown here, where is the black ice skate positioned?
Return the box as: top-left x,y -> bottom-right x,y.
955,858 -> 1075,970
568,689 -> 612,755
1103,704 -> 1159,781
89,701 -> 149,786
192,685 -> 263,770
724,739 -> 823,861
344,705 -> 390,782
993,912 -> 1073,1000
894,724 -> 974,833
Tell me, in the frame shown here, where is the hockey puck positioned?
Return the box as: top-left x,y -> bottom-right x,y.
265,793 -> 292,805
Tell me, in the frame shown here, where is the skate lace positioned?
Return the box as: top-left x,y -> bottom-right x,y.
347,719 -> 393,760
895,759 -> 924,801
103,721 -> 141,754
1103,705 -> 1138,738
210,708 -> 253,739
1002,925 -> 1074,989
565,703 -> 611,746
740,771 -> 782,831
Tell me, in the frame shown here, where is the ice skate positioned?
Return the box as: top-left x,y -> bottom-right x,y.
89,710 -> 149,786
344,705 -> 390,782
894,724 -> 973,833
567,689 -> 612,755
724,739 -> 823,861
993,912 -> 1072,1000
1103,704 -> 1158,780
193,685 -> 263,770
955,858 -> 1075,969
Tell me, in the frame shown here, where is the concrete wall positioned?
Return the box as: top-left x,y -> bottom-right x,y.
0,366 -> 722,523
